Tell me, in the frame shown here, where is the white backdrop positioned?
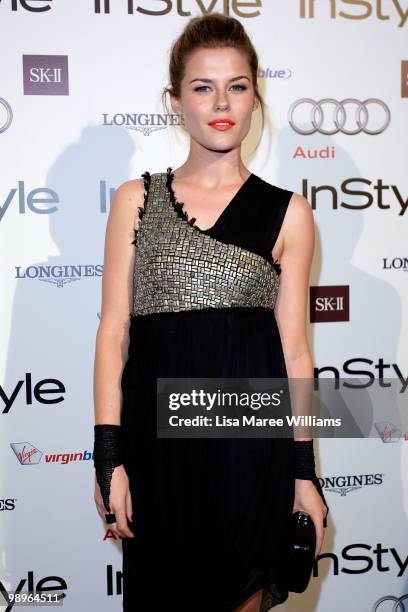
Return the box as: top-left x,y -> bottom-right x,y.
1,2 -> 407,611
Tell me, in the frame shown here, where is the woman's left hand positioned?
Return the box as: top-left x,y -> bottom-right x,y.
293,478 -> 328,559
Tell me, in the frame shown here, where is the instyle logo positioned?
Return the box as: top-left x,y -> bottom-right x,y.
94,0 -> 262,17
102,112 -> 182,135
0,97 -> 13,133
0,571 -> 67,605
302,179 -> 408,217
15,264 -> 103,287
0,0 -> 52,11
0,180 -> 115,222
320,473 -> 384,496
314,358 -> 408,393
23,55 -> 69,95
315,543 -> 408,577
402,61 -> 408,97
10,442 -> 94,465
1,373 -> 66,414
383,257 -> 408,271
310,286 -> 349,323
299,0 -> 408,28
289,98 -> 390,135
258,67 -> 292,80
106,565 -> 123,596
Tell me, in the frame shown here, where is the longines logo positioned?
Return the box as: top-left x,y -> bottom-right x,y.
94,0 -> 262,17
310,286 -> 349,323
300,0 -> 408,28
383,257 -> 408,271
0,498 -> 16,511
0,97 -> 13,133
15,264 -> 103,287
102,112 -> 182,135
289,98 -> 390,135
320,473 -> 384,496
302,179 -> 408,216
23,55 -> 69,96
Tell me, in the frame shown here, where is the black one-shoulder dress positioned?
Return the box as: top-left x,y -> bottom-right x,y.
120,167 -> 295,611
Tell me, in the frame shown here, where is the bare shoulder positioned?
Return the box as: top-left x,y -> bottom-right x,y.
112,178 -> 145,212
283,192 -> 314,240
286,192 -> 314,223
109,178 -> 145,233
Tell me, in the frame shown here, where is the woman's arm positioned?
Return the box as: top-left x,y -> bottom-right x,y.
274,192 -> 315,441
93,178 -> 145,425
92,177 -> 145,540
273,194 -> 328,558
273,192 -> 315,380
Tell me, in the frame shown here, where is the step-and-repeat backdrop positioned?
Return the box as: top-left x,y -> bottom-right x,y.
1,2 -> 407,611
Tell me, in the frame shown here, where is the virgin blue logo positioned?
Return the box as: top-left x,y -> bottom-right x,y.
258,67 -> 292,80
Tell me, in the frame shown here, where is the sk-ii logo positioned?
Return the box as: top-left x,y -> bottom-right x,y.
310,285 -> 349,323
23,55 -> 69,95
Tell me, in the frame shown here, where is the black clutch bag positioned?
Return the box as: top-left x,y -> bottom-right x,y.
280,511 -> 316,593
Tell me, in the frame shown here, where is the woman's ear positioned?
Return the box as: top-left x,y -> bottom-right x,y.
169,93 -> 181,116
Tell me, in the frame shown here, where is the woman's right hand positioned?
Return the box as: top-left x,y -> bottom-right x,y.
94,464 -> 135,539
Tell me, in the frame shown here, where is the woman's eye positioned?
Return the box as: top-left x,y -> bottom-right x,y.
193,84 -> 247,93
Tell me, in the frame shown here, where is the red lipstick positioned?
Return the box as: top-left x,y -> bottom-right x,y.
208,118 -> 236,131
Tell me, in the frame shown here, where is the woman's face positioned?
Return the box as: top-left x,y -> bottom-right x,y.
171,46 -> 259,152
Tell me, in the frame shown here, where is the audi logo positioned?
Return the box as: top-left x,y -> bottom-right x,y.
0,97 -> 13,133
288,98 -> 391,135
373,594 -> 408,611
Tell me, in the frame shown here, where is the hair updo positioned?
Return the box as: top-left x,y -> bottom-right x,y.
161,12 -> 265,137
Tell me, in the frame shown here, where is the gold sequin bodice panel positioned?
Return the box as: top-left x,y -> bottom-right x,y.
132,171 -> 280,317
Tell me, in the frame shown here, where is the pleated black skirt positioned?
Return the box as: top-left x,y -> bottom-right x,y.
120,307 -> 295,611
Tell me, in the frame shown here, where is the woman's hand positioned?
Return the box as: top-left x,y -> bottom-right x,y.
292,478 -> 328,558
94,464 -> 134,539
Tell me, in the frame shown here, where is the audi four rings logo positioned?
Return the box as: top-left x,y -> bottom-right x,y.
288,98 -> 391,135
0,97 -> 13,133
373,594 -> 408,611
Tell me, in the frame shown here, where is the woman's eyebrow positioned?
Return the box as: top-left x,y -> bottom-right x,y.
188,75 -> 250,84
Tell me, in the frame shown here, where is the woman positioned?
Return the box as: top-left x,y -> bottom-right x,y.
93,12 -> 329,612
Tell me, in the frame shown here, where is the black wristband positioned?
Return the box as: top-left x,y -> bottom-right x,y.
294,440 -> 316,480
93,424 -> 123,514
294,440 -> 329,527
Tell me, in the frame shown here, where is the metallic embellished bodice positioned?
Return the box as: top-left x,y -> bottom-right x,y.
132,170 -> 280,317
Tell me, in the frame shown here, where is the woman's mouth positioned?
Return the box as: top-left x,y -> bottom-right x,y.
208,119 -> 236,131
